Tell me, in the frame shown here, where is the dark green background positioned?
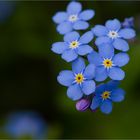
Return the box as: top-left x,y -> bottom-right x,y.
0,1 -> 140,139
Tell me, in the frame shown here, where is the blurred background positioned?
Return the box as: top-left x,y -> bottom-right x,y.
0,0 -> 140,139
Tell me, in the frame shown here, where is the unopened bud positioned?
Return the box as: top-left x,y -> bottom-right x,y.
76,98 -> 90,112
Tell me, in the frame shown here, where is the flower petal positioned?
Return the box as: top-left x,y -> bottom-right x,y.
79,31 -> 94,44
82,80 -> 96,95
95,83 -> 106,95
106,80 -> 120,91
72,57 -> 85,74
88,51 -> 102,66
95,66 -> 108,82
57,70 -> 74,87
67,1 -> 82,14
111,88 -> 125,102
57,22 -> 72,35
100,100 -> 113,114
92,25 -> 108,37
79,10 -> 95,21
113,53 -> 129,67
119,28 -> 136,39
62,49 -> 78,62
67,84 -> 83,101
53,12 -> 68,24
99,43 -> 114,58
77,45 -> 93,56
105,19 -> 121,31
73,21 -> 89,30
113,38 -> 129,52
83,64 -> 96,79
51,42 -> 68,54
95,36 -> 111,46
90,96 -> 101,110
108,67 -> 125,80
64,31 -> 80,42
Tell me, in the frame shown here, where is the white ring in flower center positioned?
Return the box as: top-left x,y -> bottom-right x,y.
68,14 -> 78,22
69,41 -> 79,49
108,30 -> 119,39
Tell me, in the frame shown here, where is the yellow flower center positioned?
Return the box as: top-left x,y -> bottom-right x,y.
75,73 -> 84,84
101,91 -> 110,100
70,41 -> 79,49
103,59 -> 113,68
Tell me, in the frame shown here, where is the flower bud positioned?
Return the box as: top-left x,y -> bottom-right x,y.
76,98 -> 91,112
122,17 -> 134,28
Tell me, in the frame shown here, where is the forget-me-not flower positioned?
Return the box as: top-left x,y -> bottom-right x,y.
88,43 -> 129,81
5,112 -> 47,139
52,31 -> 94,62
92,19 -> 136,51
57,57 -> 96,101
90,80 -> 125,114
53,1 -> 95,34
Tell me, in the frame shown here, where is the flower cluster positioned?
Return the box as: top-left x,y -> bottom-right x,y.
52,1 -> 136,114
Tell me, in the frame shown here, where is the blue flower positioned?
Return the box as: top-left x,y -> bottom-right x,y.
5,112 -> 47,139
53,1 -> 95,34
90,80 -> 125,114
57,57 -> 96,101
52,31 -> 94,62
122,17 -> 134,28
92,19 -> 136,51
88,43 -> 129,81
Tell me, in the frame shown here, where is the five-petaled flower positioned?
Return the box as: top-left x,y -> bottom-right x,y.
92,19 -> 136,51
52,31 -> 94,62
53,1 -> 95,34
90,80 -> 125,114
57,57 -> 96,101
88,43 -> 129,81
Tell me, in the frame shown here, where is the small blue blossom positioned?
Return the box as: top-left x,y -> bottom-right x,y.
53,1 -> 95,34
52,31 -> 94,62
92,19 -> 136,51
57,57 -> 96,101
122,17 -> 134,28
88,43 -> 129,81
5,112 -> 47,139
90,80 -> 125,114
